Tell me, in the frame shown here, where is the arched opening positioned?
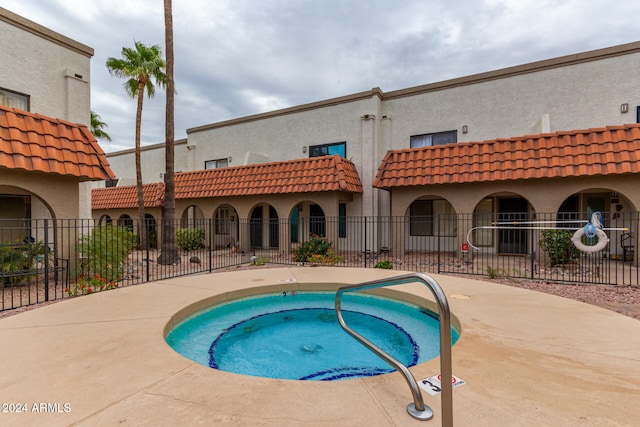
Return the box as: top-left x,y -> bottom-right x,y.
145,214 -> 158,249
118,214 -> 134,233
98,214 -> 113,227
558,190 -> 636,261
180,205 -> 204,228
250,204 -> 279,249
213,205 -> 239,249
473,194 -> 533,254
405,197 -> 456,252
289,202 -> 327,244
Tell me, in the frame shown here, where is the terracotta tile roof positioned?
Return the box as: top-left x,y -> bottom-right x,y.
0,105 -> 114,180
92,183 -> 165,209
91,155 -> 362,209
174,155 -> 362,198
374,124 -> 640,188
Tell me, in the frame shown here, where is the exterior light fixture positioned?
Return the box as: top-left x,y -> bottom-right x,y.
462,125 -> 468,134
621,103 -> 629,113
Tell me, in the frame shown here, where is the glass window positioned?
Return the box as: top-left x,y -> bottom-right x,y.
0,87 -> 29,111
205,158 -> 228,169
309,142 -> 346,158
410,130 -> 457,148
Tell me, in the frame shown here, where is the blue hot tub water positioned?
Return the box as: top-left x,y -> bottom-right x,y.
166,291 -> 459,381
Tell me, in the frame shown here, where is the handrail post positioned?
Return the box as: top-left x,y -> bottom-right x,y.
335,272 -> 453,425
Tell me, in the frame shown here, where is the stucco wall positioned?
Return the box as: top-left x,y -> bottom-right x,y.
0,169 -> 81,219
103,42 -> 640,224
381,53 -> 640,149
0,8 -> 93,125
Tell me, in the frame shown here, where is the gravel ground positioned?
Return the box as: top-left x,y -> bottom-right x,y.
482,277 -> 640,320
1,264 -> 639,321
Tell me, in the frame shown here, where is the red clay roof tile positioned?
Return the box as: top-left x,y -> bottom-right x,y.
92,155 -> 362,209
374,124 -> 640,189
92,183 -> 165,210
0,105 -> 114,180
173,155 -> 362,199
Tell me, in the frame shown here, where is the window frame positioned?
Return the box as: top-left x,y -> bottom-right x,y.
308,141 -> 346,158
204,158 -> 229,169
0,87 -> 30,111
410,130 -> 457,148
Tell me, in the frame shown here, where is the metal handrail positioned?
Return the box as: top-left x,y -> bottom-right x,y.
335,272 -> 453,425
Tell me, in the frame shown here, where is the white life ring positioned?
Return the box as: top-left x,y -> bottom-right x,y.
571,227 -> 610,253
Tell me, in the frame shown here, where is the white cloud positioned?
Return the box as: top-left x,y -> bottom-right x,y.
4,0 -> 640,153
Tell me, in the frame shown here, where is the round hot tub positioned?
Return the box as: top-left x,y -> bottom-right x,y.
166,290 -> 459,381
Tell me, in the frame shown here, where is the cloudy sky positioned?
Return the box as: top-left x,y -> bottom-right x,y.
4,0 -> 640,152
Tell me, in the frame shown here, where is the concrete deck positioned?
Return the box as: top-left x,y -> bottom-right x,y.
1,267 -> 639,426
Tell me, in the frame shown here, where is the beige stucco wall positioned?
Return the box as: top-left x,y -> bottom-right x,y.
0,169 -> 81,219
0,7 -> 93,125
381,51 -> 640,148
105,139 -> 189,187
104,42 -> 640,223
1,8 -> 95,220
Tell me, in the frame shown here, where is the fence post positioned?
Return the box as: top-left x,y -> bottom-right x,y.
44,219 -> 49,302
209,218 -> 213,273
437,214 -> 441,274
145,218 -> 150,282
364,217 -> 368,268
530,227 -> 535,280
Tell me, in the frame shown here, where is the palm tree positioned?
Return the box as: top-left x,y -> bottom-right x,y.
106,42 -> 166,249
90,110 -> 112,141
158,0 -> 181,265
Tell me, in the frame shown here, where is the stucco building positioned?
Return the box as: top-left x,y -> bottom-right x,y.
98,42 -> 640,260
0,7 -> 103,222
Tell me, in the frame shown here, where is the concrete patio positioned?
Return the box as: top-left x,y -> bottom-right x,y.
1,267 -> 639,426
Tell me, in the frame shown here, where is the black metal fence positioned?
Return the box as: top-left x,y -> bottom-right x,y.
1,212 -> 637,312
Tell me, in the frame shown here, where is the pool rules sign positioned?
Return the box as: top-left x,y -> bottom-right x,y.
419,374 -> 466,396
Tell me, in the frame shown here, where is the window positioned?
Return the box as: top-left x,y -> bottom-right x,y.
105,178 -> 119,188
205,158 -> 228,169
0,87 -> 29,111
409,200 -> 434,236
309,141 -> 346,158
338,203 -> 347,238
410,130 -> 457,148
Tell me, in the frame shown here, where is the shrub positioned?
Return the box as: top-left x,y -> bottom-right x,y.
293,234 -> 342,265
176,228 -> 205,251
77,226 -> 135,282
539,230 -> 580,266
374,260 -> 393,269
1,239 -> 49,285
486,264 -> 507,279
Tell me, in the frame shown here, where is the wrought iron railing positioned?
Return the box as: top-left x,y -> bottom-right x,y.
1,212 -> 637,312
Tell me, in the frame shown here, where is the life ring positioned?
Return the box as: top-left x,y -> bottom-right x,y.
571,227 -> 609,253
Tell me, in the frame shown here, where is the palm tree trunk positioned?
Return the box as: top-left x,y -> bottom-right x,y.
135,81 -> 147,250
158,0 -> 181,265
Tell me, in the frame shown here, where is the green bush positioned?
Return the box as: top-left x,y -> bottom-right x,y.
374,260 -> 393,269
176,228 -> 205,251
293,234 -> 341,265
77,226 -> 135,282
1,239 -> 48,285
539,229 -> 580,266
